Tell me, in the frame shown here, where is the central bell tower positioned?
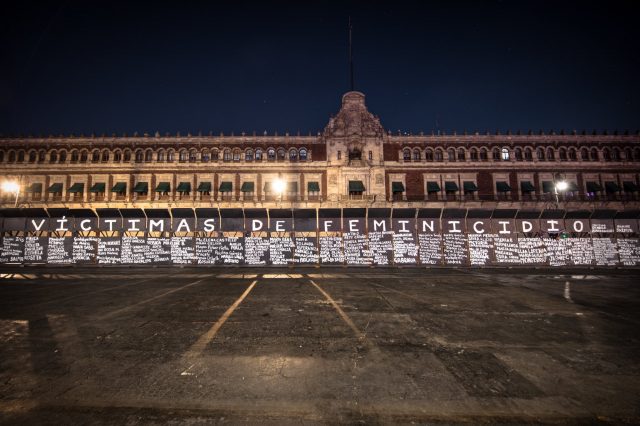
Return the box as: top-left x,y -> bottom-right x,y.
322,91 -> 387,202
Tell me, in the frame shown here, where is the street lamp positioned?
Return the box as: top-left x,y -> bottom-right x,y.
272,178 -> 285,206
554,178 -> 567,205
1,181 -> 20,207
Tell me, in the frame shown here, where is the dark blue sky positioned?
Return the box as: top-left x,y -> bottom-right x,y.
1,1 -> 639,135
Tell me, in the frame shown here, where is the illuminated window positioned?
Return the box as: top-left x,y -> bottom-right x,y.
501,148 -> 510,161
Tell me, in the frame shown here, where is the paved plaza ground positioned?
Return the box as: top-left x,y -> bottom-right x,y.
0,266 -> 638,424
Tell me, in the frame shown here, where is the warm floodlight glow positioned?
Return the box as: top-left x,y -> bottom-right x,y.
555,181 -> 568,191
1,181 -> 19,194
272,179 -> 286,194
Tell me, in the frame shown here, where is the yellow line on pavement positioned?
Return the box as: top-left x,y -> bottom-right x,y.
95,278 -> 207,320
308,279 -> 364,340
185,280 -> 258,359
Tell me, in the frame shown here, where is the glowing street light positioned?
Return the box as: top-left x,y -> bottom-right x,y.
553,177 -> 568,205
272,179 -> 286,195
1,181 -> 20,207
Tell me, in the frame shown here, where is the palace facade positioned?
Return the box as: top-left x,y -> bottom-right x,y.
1,91 -> 640,211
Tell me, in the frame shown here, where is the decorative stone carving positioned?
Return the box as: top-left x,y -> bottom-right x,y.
323,92 -> 384,138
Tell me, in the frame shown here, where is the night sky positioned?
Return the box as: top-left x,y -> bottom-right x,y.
2,1 -> 639,136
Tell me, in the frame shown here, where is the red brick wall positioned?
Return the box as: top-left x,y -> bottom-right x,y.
383,144 -> 398,161
405,171 -> 424,197
477,171 -> 493,195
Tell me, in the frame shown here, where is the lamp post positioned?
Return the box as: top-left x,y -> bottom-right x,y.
1,181 -> 20,207
553,174 -> 568,206
272,178 -> 286,207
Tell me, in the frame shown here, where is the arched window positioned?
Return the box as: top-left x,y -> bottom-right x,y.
413,149 -> 421,161
267,148 -> 276,160
124,149 -> 132,162
79,150 -> 87,162
612,148 -> 620,161
201,150 -> 210,163
581,148 -> 589,160
211,149 -> 219,161
245,149 -> 254,161
179,150 -> 188,162
58,150 -> 67,163
402,148 -> 411,161
8,151 -> 16,163
602,148 -> 611,161
590,148 -> 598,161
277,148 -> 286,161
447,148 -> 456,161
492,148 -> 501,160
136,150 -> 145,163
435,149 -> 443,162
624,148 -> 632,161
156,150 -> 164,162
50,151 -> 58,163
70,150 -> 78,162
289,149 -> 298,161
114,150 -> 122,162
515,148 -> 523,161
634,148 -> 640,161
101,150 -> 109,162
255,148 -> 263,161
0,151 -> 4,162
299,148 -> 307,161
546,148 -> 554,161
38,150 -> 46,163
233,149 -> 241,161
470,148 -> 478,161
145,150 -> 153,162
524,148 -> 533,161
223,149 -> 231,161
501,148 -> 510,161
568,148 -> 577,161
559,148 -> 567,161
92,150 -> 100,162
189,150 -> 197,162
479,148 -> 488,161
17,151 -> 25,162
425,149 -> 434,161
457,148 -> 466,161
29,151 -> 37,163
537,148 -> 545,161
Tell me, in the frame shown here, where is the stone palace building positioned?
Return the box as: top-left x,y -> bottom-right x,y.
1,91 -> 639,211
